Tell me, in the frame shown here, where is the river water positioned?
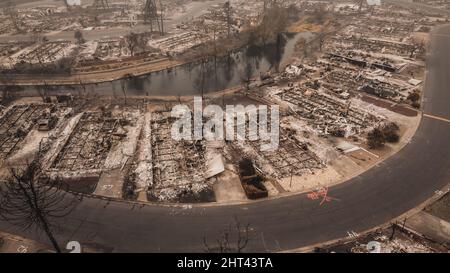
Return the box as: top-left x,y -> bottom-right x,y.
23,32 -> 314,97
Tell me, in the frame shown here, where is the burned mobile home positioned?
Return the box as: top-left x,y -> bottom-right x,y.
147,110 -> 215,203
0,0 -> 440,205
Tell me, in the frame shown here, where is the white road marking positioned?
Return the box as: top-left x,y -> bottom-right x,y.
423,113 -> 450,124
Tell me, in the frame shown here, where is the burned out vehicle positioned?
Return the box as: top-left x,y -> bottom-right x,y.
238,158 -> 268,199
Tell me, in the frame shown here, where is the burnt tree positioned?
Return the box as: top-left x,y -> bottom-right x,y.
203,216 -> 251,253
0,160 -> 79,253
125,32 -> 147,56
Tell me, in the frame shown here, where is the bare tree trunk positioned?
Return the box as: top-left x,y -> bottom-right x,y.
121,80 -> 127,105
226,2 -> 231,38
159,0 -> 164,36
39,214 -> 61,253
0,161 -> 78,255
15,173 -> 62,253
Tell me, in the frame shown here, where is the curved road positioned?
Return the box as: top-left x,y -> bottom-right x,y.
1,25 -> 450,253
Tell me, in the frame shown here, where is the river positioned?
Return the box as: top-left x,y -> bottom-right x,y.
18,32 -> 314,97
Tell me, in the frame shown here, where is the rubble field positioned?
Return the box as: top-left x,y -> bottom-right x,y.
0,0 -> 265,74
41,108 -> 142,195
50,112 -> 120,172
268,1 -> 439,113
0,78 -> 422,204
227,129 -> 323,180
147,111 -> 215,203
270,86 -> 384,137
0,104 -> 48,162
315,224 -> 449,253
0,1 -> 442,204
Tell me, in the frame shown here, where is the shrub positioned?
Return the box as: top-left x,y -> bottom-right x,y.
367,122 -> 401,149
382,122 -> 400,143
367,128 -> 386,149
407,92 -> 420,102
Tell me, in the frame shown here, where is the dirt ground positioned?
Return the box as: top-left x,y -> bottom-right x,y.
213,163 -> 247,202
425,192 -> 450,223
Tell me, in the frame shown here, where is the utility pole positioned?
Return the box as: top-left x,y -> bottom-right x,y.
224,1 -> 232,38
159,0 -> 165,36
144,0 -> 161,34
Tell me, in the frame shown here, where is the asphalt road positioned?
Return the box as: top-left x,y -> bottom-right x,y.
1,18 -> 450,254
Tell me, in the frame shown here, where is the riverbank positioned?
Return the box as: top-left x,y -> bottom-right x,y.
0,32 -> 317,98
0,24 -> 323,88
0,58 -> 186,86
